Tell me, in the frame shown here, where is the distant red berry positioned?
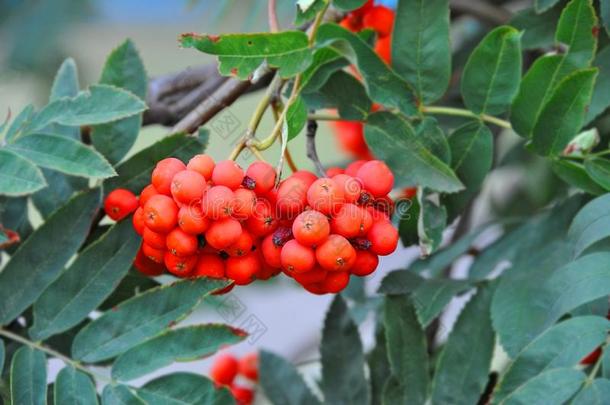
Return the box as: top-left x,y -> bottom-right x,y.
187,154 -> 215,180
210,354 -> 239,385
375,35 -> 391,64
230,384 -> 254,405
238,353 -> 258,381
152,158 -> 186,195
362,6 -> 395,38
212,160 -> 244,190
104,189 -> 138,221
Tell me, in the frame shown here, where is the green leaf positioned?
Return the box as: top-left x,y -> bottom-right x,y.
556,0 -> 598,68
571,379 -> 610,405
397,197 -> 420,247
585,46 -> 610,124
4,104 -> 36,143
92,39 -> 147,165
321,295 -> 369,405
492,252 -> 610,357
602,0 -> 610,35
364,111 -> 463,193
383,295 -> 429,405
28,84 -> 147,132
10,347 -> 46,405
29,220 -> 140,341
0,188 -> 101,325
31,169 -> 86,219
259,350 -> 321,405
416,117 -> 450,164
0,149 -> 46,196
138,373 -> 234,405
367,327 -> 390,405
498,368 -> 585,405
315,23 -> 418,116
102,384 -> 144,405
412,279 -> 471,327
531,68 -> 598,155
461,26 -> 522,115
180,31 -> 312,79
48,58 -> 81,140
112,324 -> 246,381
417,193 -> 447,256
9,133 -> 116,179
442,122 -> 493,219
295,0 -> 328,25
585,158 -> 610,190
431,286 -> 495,405
568,193 -> 610,257
378,270 -> 425,295
493,315 -> 610,403
511,5 -> 562,50
535,0 -> 561,13
54,366 -> 98,405
72,278 -> 228,362
0,339 -> 4,372
603,349 -> 610,378
300,47 -> 348,92
286,96 -> 307,141
333,0 -> 368,11
105,130 -> 208,194
551,159 -> 605,195
392,0 -> 450,103
99,271 -> 161,311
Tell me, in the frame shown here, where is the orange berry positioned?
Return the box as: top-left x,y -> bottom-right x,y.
133,247 -> 165,276
143,195 -> 178,233
132,207 -> 145,235
187,154 -> 215,180
212,160 -> 244,190
261,233 -> 282,268
307,178 -> 345,215
316,234 -> 357,272
367,220 -> 399,255
401,187 -> 417,199
232,188 -> 257,220
350,250 -> 378,276
292,170 -> 318,186
142,226 -> 167,250
210,354 -> 239,385
230,385 -> 254,405
225,230 -> 254,257
322,271 -> 350,293
170,170 -> 206,204
164,252 -> 197,277
276,177 -> 309,219
326,167 -> 344,177
332,122 -> 372,160
206,218 -> 242,250
375,35 -> 391,64
293,266 -> 327,285
193,253 -> 225,278
104,189 -> 138,221
245,161 -> 276,194
332,174 -> 362,203
362,5 -> 395,38
152,158 -> 186,195
226,253 -> 260,285
345,160 -> 367,177
238,353 -> 258,381
330,203 -> 373,238
292,210 -> 330,247
201,186 -> 235,219
280,240 -> 316,274
356,160 -> 394,197
302,282 -> 327,295
166,227 -> 198,256
245,199 -> 278,236
141,242 -> 165,264
139,184 -> 159,207
178,205 -> 210,234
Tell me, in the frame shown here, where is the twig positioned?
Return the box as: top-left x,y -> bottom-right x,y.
268,0 -> 280,32
450,0 -> 511,25
284,146 -> 298,173
305,119 -> 326,177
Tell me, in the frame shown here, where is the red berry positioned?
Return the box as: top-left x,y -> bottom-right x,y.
226,253 -> 260,285
132,207 -> 145,235
212,160 -> 244,190
362,5 -> 395,38
166,227 -> 199,256
345,160 -> 367,177
139,184 -> 159,207
276,177 -> 309,219
292,210 -> 330,247
171,170 -> 206,205
238,353 -> 258,381
232,188 -> 257,220
331,203 -> 373,238
356,160 -> 394,197
245,199 -> 278,236
332,174 -> 362,203
367,220 -> 399,255
322,271 -> 350,293
292,170 -> 318,186
206,218 -> 242,250
178,205 -> 210,234
104,189 -> 138,221
302,282 -> 327,295
164,252 -> 197,277
143,195 -> 179,233
142,226 -> 167,250
316,234 -> 357,272
202,186 -> 235,219
332,122 -> 372,160
350,250 -> 378,276
152,158 -> 186,195
142,242 -> 165,264
187,154 -> 215,180
210,354 -> 239,385
280,240 -> 316,274
293,266 -> 327,285
401,187 -> 417,199
245,161 -> 276,194
230,384 -> 254,405
133,247 -> 165,276
225,230 -> 254,257
193,253 -> 225,278
307,178 -> 345,215
326,167 -> 344,177
261,233 -> 283,268
375,35 -> 391,64
212,283 -> 235,296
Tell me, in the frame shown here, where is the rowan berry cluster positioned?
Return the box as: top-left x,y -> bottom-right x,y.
210,353 -> 257,405
104,154 -> 399,294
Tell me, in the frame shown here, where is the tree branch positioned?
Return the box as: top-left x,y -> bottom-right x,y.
305,119 -> 326,177
450,0 -> 511,26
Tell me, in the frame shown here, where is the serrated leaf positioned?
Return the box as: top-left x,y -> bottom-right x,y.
112,324 -> 246,381
531,68 -> 598,155
0,149 -> 46,196
431,286 -> 495,405
287,96 -> 307,141
49,58 -> 81,140
568,193 -> 610,257
10,347 -> 46,405
511,5 -> 562,50
412,279 -> 471,327
461,26 -> 522,115
493,316 -> 610,403
378,270 -> 425,295
0,188 -> 101,325
102,384 -> 144,405
28,84 -> 147,132
499,368 -> 585,405
585,158 -> 610,190
492,252 -> 610,357
138,373 -> 234,405
392,0 -> 450,103
571,379 -> 610,405
551,159 -> 605,195
72,278 -> 228,363
321,295 -> 369,405
181,31 -> 312,79
367,327 -> 390,405
364,111 -> 463,193
383,295 -> 428,405
105,130 -> 208,194
92,39 -> 147,165
585,46 -> 610,124
316,23 -> 418,116
535,0 -> 562,13
54,366 -> 98,405
259,350 -> 321,405
9,133 -> 116,179
29,220 -> 140,341
417,193 -> 447,256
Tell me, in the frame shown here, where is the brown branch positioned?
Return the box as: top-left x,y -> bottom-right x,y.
305,119 -> 326,177
268,0 -> 280,32
450,0 -> 511,25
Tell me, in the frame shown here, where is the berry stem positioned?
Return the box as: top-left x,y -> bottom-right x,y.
284,146 -> 298,173
421,106 -> 512,129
